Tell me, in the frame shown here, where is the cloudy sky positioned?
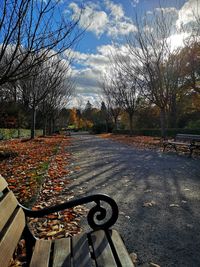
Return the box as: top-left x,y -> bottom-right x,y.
63,0 -> 199,108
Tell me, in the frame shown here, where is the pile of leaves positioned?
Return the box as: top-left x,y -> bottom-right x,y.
0,135 -> 69,204
99,133 -> 161,150
28,140 -> 87,240
0,135 -> 87,266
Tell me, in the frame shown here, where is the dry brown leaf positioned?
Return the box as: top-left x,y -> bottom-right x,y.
169,204 -> 179,207
150,262 -> 160,267
143,201 -> 156,207
129,252 -> 137,264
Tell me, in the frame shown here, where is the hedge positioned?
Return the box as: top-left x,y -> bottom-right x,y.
113,128 -> 200,137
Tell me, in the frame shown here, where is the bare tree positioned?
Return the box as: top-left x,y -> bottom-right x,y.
99,76 -> 121,130
39,69 -> 75,136
0,0 -> 82,86
101,63 -> 142,135
123,10 -> 183,137
18,54 -> 71,138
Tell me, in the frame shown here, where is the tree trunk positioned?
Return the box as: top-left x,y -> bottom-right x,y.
43,117 -> 47,136
160,108 -> 166,138
47,119 -> 51,135
31,106 -> 36,139
168,94 -> 177,128
113,115 -> 118,130
52,117 -> 55,133
17,111 -> 20,138
105,120 -> 109,133
129,113 -> 133,136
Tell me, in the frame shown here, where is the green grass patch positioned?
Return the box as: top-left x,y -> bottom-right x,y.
0,128 -> 43,140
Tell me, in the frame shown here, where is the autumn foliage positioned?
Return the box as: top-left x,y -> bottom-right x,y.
99,133 -> 161,149
0,135 -> 71,204
1,135 -> 87,266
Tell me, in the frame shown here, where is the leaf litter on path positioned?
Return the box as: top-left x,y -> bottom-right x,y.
2,135 -> 87,266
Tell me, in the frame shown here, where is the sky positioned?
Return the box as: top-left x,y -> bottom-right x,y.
60,0 -> 200,108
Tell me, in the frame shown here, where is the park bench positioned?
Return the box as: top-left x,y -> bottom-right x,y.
0,175 -> 134,267
163,133 -> 200,156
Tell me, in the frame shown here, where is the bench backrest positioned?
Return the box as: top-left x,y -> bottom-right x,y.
0,175 -> 25,267
176,134 -> 200,142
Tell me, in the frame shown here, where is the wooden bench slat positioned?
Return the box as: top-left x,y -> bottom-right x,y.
0,208 -> 25,267
72,233 -> 93,267
0,175 -> 131,267
0,174 -> 8,192
90,230 -> 117,267
108,230 -> 134,267
167,141 -> 190,146
0,191 -> 19,231
53,238 -> 71,267
30,239 -> 52,267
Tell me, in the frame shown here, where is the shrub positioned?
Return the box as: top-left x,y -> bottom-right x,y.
112,128 -> 200,137
186,120 -> 200,129
92,123 -> 113,134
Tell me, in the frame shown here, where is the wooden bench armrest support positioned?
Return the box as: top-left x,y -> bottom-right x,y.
21,194 -> 119,231
1,175 -> 134,267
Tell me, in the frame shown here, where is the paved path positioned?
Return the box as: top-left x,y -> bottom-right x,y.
67,133 -> 200,267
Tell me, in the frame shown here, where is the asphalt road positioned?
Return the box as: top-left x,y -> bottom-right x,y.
67,133 -> 200,267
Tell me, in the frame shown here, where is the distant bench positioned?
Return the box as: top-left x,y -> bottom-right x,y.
163,134 -> 200,156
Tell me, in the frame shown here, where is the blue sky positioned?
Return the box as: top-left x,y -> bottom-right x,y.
60,0 -> 199,108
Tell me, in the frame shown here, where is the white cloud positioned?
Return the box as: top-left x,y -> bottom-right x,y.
154,7 -> 179,27
155,7 -> 178,14
69,49 -> 110,71
70,51 -> 108,97
131,0 -> 139,8
167,32 -> 190,50
97,44 -> 117,56
97,43 -> 129,58
143,25 -> 153,33
107,20 -> 137,37
104,0 -> 124,20
146,10 -> 153,15
68,1 -> 137,38
176,0 -> 200,28
69,43 -> 132,107
105,0 -> 137,37
72,68 -> 100,92
69,65 -> 105,107
69,2 -> 109,36
68,93 -> 102,109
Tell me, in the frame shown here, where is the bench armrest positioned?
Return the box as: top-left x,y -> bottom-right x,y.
20,194 -> 118,230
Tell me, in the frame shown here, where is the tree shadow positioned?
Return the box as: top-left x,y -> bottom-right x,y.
67,133 -> 200,267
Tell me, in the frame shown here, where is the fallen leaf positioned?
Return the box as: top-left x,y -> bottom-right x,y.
46,231 -> 58,237
169,204 -> 179,207
143,201 -> 156,207
181,200 -> 187,203
150,262 -> 160,267
129,252 -> 137,264
47,214 -> 58,219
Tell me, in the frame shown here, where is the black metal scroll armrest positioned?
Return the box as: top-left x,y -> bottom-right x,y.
20,194 -> 119,230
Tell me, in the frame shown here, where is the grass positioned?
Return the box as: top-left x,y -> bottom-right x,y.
0,128 -> 43,140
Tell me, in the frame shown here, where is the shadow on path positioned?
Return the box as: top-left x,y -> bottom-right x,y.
66,133 -> 200,267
